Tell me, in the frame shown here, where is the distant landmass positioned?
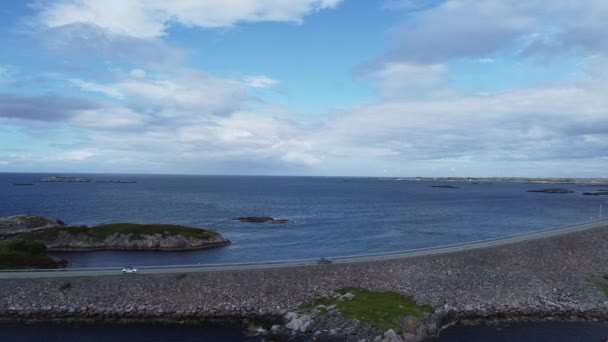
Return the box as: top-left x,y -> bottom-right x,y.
36,176 -> 136,183
375,177 -> 608,184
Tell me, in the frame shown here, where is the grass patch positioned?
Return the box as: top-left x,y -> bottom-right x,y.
16,223 -> 218,242
175,273 -> 187,281
594,276 -> 608,297
0,252 -> 62,269
59,281 -> 72,291
0,239 -> 62,269
305,287 -> 432,329
597,282 -> 608,296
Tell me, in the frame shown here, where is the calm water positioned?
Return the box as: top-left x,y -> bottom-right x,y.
3,321 -> 608,341
439,321 -> 608,342
0,322 -> 261,342
1,173 -> 606,267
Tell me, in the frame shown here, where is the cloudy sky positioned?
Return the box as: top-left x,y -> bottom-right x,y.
1,0 -> 607,177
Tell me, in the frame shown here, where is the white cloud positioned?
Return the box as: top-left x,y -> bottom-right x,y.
0,65 -> 16,83
6,57 -> 608,176
70,79 -> 124,99
69,107 -> 148,128
243,75 -> 279,88
5,1 -> 608,176
38,0 -> 343,38
385,1 -> 608,63
71,69 -> 247,117
51,150 -> 95,161
129,69 -> 147,79
369,62 -> 448,99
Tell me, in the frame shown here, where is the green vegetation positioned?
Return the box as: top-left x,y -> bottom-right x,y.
597,281 -> 608,296
16,223 -> 218,242
175,273 -> 187,281
0,239 -> 62,269
592,275 -> 608,297
304,287 -> 432,329
59,281 -> 72,291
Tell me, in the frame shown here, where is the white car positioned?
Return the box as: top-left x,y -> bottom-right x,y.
121,266 -> 138,274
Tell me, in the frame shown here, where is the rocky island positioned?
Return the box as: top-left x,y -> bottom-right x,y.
527,188 -> 575,193
0,215 -> 230,269
40,176 -> 92,182
583,191 -> 608,196
16,223 -> 230,251
235,216 -> 292,224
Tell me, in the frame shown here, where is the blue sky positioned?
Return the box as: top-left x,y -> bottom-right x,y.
1,0 -> 608,177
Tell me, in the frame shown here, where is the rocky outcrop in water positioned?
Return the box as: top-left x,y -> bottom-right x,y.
527,188 -> 574,194
234,217 -> 291,224
0,215 -> 65,239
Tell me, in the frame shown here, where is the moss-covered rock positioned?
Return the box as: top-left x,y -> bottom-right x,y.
304,287 -> 432,330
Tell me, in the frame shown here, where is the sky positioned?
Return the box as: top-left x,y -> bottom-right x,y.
0,0 -> 607,177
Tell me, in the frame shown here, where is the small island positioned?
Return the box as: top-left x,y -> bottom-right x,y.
582,191 -> 608,196
527,188 -> 575,194
431,185 -> 460,189
16,223 -> 230,251
0,215 -> 230,269
234,216 -> 292,224
40,176 -> 91,182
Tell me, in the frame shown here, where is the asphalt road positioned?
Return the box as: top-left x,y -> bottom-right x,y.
1,219 -> 607,279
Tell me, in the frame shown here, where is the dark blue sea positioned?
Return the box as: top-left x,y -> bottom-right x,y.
1,173 -> 606,267
2,321 -> 608,341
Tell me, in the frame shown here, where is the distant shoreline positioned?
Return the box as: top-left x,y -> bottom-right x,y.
374,176 -> 608,184
4,171 -> 608,183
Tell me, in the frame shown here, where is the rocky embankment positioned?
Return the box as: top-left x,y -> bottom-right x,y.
0,215 -> 65,239
2,223 -> 608,341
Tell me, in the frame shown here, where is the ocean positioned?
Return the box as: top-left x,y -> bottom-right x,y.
1,173 -> 606,267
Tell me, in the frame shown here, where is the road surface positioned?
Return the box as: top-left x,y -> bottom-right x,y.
1,219 -> 606,279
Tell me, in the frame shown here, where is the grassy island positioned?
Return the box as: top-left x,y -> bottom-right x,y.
17,223 -> 219,242
13,223 -> 230,251
0,222 -> 229,269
